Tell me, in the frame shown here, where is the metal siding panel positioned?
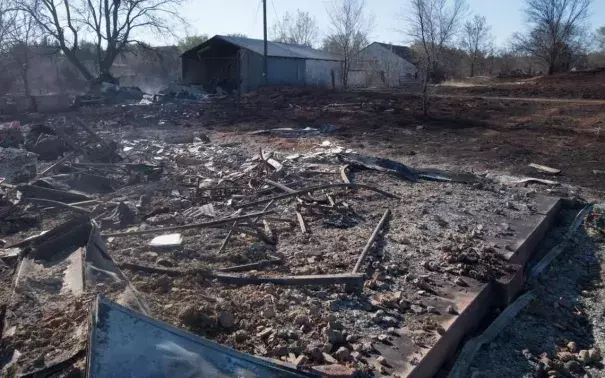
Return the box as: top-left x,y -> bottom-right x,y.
267,57 -> 304,86
353,43 -> 418,87
305,60 -> 341,88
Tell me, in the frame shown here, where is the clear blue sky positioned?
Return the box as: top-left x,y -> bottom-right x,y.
177,0 -> 605,48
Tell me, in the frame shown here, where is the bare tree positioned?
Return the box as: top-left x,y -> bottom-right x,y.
596,26 -> 605,52
325,0 -> 372,89
12,0 -> 186,82
406,0 -> 467,116
0,5 -> 17,95
272,10 -> 319,47
513,0 -> 591,75
0,4 -> 13,49
461,15 -> 491,77
7,10 -> 41,109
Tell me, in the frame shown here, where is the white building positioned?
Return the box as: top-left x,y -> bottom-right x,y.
349,42 -> 419,88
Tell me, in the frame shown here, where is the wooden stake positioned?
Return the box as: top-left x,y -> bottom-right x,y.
352,209 -> 391,273
296,211 -> 307,234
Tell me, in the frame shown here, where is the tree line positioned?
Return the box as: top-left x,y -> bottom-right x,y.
0,0 -> 604,109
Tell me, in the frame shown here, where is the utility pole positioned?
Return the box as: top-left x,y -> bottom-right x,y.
263,0 -> 268,85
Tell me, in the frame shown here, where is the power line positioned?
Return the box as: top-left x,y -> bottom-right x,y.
248,0 -> 263,34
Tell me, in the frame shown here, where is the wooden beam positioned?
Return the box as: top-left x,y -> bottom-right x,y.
24,198 -> 92,214
296,211 -> 307,234
216,258 -> 282,273
234,183 -> 399,209
353,209 -> 391,273
263,179 -> 296,193
213,272 -> 365,286
340,164 -> 351,184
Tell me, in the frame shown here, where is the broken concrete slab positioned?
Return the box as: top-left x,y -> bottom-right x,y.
370,195 -> 562,378
149,233 -> 183,249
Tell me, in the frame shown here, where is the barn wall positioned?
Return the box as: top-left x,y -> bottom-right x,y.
239,50 -> 263,93
240,54 -> 305,92
267,57 -> 305,86
182,57 -> 204,85
349,43 -> 418,87
305,60 -> 342,88
184,44 -> 342,93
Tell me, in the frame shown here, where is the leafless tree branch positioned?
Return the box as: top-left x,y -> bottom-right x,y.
324,0 -> 372,89
272,9 -> 319,47
461,14 -> 492,77
513,0 -> 592,75
406,0 -> 467,115
10,0 -> 187,82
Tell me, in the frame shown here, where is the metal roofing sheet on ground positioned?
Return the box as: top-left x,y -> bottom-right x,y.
87,296 -> 317,377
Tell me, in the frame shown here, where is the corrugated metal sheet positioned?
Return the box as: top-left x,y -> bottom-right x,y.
267,57 -> 305,85
88,295 -> 317,377
187,35 -> 340,61
305,60 -> 341,87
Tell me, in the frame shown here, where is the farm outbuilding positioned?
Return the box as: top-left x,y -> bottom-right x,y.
349,42 -> 419,88
181,35 -> 342,93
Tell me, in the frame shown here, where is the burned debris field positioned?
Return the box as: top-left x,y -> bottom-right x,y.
0,87 -> 604,377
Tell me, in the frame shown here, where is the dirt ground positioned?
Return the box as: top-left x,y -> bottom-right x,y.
437,69 -> 605,100
1,84 -> 605,376
198,87 -> 605,201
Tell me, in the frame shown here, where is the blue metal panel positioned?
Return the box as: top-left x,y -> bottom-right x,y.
88,296 -> 317,378
267,58 -> 305,86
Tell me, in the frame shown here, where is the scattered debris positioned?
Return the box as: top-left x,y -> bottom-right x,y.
249,125 -> 335,138
88,296 -> 311,377
515,177 -> 560,186
0,104 -> 573,377
0,121 -> 23,148
529,163 -> 561,175
234,183 -> 399,209
0,148 -> 37,183
149,233 -> 183,249
338,153 -> 418,182
183,204 -> 216,218
448,291 -> 536,378
213,272 -> 364,286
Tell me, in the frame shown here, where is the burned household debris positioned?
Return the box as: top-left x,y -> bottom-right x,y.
0,100 -> 587,378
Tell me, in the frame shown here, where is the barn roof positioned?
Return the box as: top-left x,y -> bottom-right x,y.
374,42 -> 417,63
183,35 -> 341,61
